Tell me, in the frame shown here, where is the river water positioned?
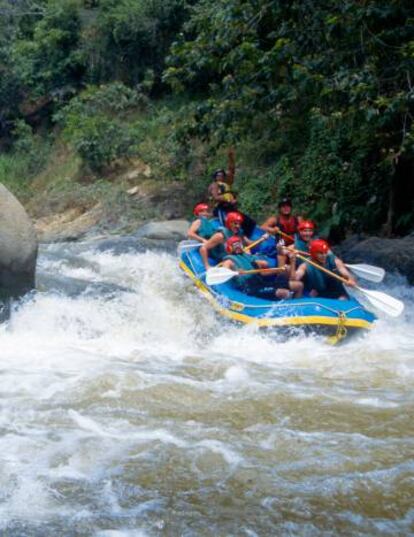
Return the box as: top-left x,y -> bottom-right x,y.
1,241 -> 413,536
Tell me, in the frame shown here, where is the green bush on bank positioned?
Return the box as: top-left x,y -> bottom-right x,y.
56,82 -> 147,172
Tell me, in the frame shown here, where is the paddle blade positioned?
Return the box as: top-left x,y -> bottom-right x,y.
205,267 -> 237,285
346,263 -> 385,283
177,240 -> 200,257
356,286 -> 404,317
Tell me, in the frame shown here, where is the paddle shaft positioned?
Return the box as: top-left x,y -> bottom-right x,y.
238,267 -> 286,276
244,234 -> 268,252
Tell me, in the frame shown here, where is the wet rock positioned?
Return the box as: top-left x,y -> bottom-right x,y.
36,271 -> 132,298
0,183 -> 38,299
34,205 -> 103,243
135,220 -> 189,241
340,234 -> 414,285
40,235 -> 178,257
92,236 -> 178,255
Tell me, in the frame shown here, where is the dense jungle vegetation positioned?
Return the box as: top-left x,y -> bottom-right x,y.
0,0 -> 413,238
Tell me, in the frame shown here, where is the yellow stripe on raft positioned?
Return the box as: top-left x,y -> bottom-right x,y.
179,261 -> 373,330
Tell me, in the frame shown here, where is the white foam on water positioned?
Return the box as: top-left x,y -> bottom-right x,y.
95,530 -> 149,537
0,244 -> 413,533
196,439 -> 243,466
224,365 -> 250,383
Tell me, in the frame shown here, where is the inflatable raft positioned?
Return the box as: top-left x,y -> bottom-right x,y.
179,245 -> 376,344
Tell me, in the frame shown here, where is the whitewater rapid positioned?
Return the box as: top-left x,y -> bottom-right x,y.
0,241 -> 413,536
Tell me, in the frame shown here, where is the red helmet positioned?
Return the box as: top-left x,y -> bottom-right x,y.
225,211 -> 243,229
309,239 -> 329,259
225,236 -> 244,254
298,220 -> 315,231
193,203 -> 209,216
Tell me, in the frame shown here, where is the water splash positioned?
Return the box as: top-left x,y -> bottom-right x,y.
0,241 -> 413,535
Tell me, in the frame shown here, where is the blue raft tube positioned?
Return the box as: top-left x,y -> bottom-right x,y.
178,237 -> 376,345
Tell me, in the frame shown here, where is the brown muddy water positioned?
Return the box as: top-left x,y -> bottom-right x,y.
0,243 -> 413,536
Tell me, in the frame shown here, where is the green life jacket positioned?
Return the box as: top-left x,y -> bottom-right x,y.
198,217 -> 219,239
294,235 -> 310,253
210,228 -> 243,262
304,255 -> 337,294
223,253 -> 259,287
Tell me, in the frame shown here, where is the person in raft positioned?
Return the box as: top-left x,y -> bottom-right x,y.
200,211 -> 261,270
222,237 -> 303,299
207,147 -> 256,236
260,197 -> 302,247
276,219 -> 317,267
294,239 -> 356,300
187,203 -> 221,244
293,220 -> 316,253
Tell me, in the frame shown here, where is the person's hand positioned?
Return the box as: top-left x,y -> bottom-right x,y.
345,278 -> 357,287
279,246 -> 290,256
274,226 -> 281,234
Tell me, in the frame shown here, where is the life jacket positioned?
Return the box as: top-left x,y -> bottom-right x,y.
304,254 -> 338,295
216,181 -> 235,203
198,217 -> 220,239
209,181 -> 236,209
223,253 -> 259,287
220,227 -> 244,241
294,235 -> 310,253
276,215 -> 298,245
209,227 -> 243,262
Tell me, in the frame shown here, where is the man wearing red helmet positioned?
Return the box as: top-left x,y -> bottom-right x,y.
277,219 -> 316,268
219,236 -> 273,295
187,203 -> 221,244
221,236 -> 303,299
294,220 -> 316,252
261,198 -> 302,246
294,239 -> 356,299
200,211 -> 258,269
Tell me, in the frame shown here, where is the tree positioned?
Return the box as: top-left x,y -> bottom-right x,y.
11,0 -> 84,98
164,0 -> 414,232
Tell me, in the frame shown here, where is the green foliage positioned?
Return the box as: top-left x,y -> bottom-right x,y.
57,82 -> 146,172
0,128 -> 51,200
165,0 -> 414,234
12,119 -> 51,174
82,0 -> 190,87
1,0 -> 413,235
11,0 -> 84,97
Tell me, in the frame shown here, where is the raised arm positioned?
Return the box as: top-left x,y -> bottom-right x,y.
226,147 -> 235,185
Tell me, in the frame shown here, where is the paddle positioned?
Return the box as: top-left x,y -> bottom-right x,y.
177,239 -> 201,257
177,233 -> 269,257
244,234 -> 270,251
343,263 -> 385,283
274,228 -> 385,283
295,253 -> 404,317
206,266 -> 285,286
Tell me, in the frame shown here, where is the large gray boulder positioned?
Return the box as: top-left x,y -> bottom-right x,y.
0,183 -> 38,299
135,219 -> 189,241
340,234 -> 414,285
